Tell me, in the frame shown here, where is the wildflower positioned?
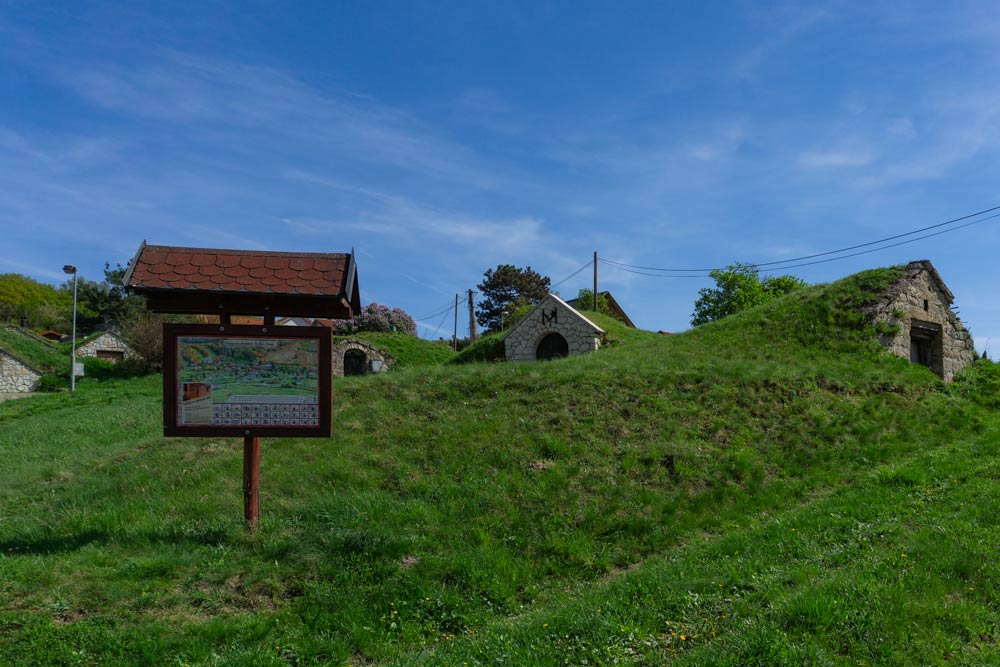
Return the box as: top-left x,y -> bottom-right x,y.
680,635 -> 686,641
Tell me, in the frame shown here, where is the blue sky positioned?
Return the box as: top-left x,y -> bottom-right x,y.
1,2 -> 998,352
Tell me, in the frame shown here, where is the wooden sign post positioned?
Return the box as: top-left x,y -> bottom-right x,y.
123,243 -> 360,531
244,436 -> 260,530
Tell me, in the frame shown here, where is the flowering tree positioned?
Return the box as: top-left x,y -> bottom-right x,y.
332,303 -> 417,336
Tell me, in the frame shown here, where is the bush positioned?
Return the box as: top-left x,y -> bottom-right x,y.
82,356 -> 152,380
451,332 -> 506,364
332,303 -> 417,336
36,374 -> 66,392
951,358 -> 1000,409
119,311 -> 163,372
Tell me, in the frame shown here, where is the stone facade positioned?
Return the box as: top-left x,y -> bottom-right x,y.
332,339 -> 393,377
503,293 -> 605,362
864,260 -> 976,382
76,332 -> 135,362
0,350 -> 42,392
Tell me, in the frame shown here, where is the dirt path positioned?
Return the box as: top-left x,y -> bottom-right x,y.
0,392 -> 36,403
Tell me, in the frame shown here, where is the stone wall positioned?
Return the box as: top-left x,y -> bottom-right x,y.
0,351 -> 42,392
865,260 -> 975,382
504,294 -> 604,362
331,339 -> 393,377
76,332 -> 135,361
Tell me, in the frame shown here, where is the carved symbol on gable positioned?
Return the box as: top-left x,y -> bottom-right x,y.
541,308 -> 558,327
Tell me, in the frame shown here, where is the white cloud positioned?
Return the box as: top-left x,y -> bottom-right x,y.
50,52 -> 520,193
798,149 -> 875,169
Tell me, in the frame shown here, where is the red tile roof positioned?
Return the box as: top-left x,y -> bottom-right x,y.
125,244 -> 354,297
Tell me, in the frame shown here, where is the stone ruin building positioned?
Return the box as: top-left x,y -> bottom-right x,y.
865,260 -> 976,382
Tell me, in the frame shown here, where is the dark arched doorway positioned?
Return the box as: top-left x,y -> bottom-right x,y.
344,349 -> 367,376
536,333 -> 569,360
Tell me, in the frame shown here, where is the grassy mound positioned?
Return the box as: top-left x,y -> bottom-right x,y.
0,325 -> 67,375
2,266 -> 998,665
333,332 -> 455,368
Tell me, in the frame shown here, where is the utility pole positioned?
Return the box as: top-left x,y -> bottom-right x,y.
468,289 -> 477,342
453,293 -> 459,351
593,250 -> 598,311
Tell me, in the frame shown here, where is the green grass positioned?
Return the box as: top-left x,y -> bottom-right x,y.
334,332 -> 456,368
0,325 -> 67,375
1,266 -> 998,666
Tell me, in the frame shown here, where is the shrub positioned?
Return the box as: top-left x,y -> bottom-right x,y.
951,358 -> 1000,409
451,332 -> 506,364
119,311 -> 163,373
332,303 -> 417,336
36,374 -> 66,392
82,356 -> 151,380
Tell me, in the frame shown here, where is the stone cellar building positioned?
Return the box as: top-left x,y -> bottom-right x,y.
0,350 -> 42,393
331,339 -> 393,377
75,331 -> 135,363
865,260 -> 976,382
503,293 -> 605,362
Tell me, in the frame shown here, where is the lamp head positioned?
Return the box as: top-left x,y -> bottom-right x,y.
62,265 -> 77,275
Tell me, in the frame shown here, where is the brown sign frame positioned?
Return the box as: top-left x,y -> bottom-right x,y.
163,323 -> 332,438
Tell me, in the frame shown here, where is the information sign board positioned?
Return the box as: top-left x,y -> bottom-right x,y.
162,324 -> 331,437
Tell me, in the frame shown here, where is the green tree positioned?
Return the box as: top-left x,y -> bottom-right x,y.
0,273 -> 71,329
58,263 -> 145,332
576,288 -> 610,315
691,262 -> 807,326
476,264 -> 551,332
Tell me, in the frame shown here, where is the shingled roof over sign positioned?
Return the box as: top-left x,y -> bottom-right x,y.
123,242 -> 361,319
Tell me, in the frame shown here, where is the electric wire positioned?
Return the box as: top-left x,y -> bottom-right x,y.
551,260 -> 594,290
600,204 -> 1000,273
416,300 -> 457,322
428,301 -> 456,338
598,211 -> 1000,279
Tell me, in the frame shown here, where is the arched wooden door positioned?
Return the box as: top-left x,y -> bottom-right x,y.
343,349 -> 367,376
536,333 -> 569,360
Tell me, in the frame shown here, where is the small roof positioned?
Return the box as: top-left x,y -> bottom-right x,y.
566,290 -> 636,328
123,242 -> 361,318
74,330 -> 127,347
502,293 -> 605,341
0,348 -> 44,376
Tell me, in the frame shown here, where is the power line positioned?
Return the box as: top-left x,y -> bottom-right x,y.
598,262 -> 711,278
601,204 -> 1000,273
600,213 -> 1000,278
427,301 -> 456,338
551,260 -> 593,289
416,300 -> 456,321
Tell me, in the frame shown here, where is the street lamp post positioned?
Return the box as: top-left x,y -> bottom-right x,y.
63,265 -> 78,392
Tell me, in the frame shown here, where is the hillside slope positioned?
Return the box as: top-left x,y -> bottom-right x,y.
0,266 -> 997,666
0,325 -> 66,374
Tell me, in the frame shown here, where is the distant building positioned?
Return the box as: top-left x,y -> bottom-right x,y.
865,260 -> 976,382
566,291 -> 636,328
0,349 -> 42,393
503,293 -> 605,362
75,331 -> 135,363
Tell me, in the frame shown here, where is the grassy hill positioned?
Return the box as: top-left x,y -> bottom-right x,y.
334,332 -> 456,368
1,267 -> 999,666
0,325 -> 67,375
